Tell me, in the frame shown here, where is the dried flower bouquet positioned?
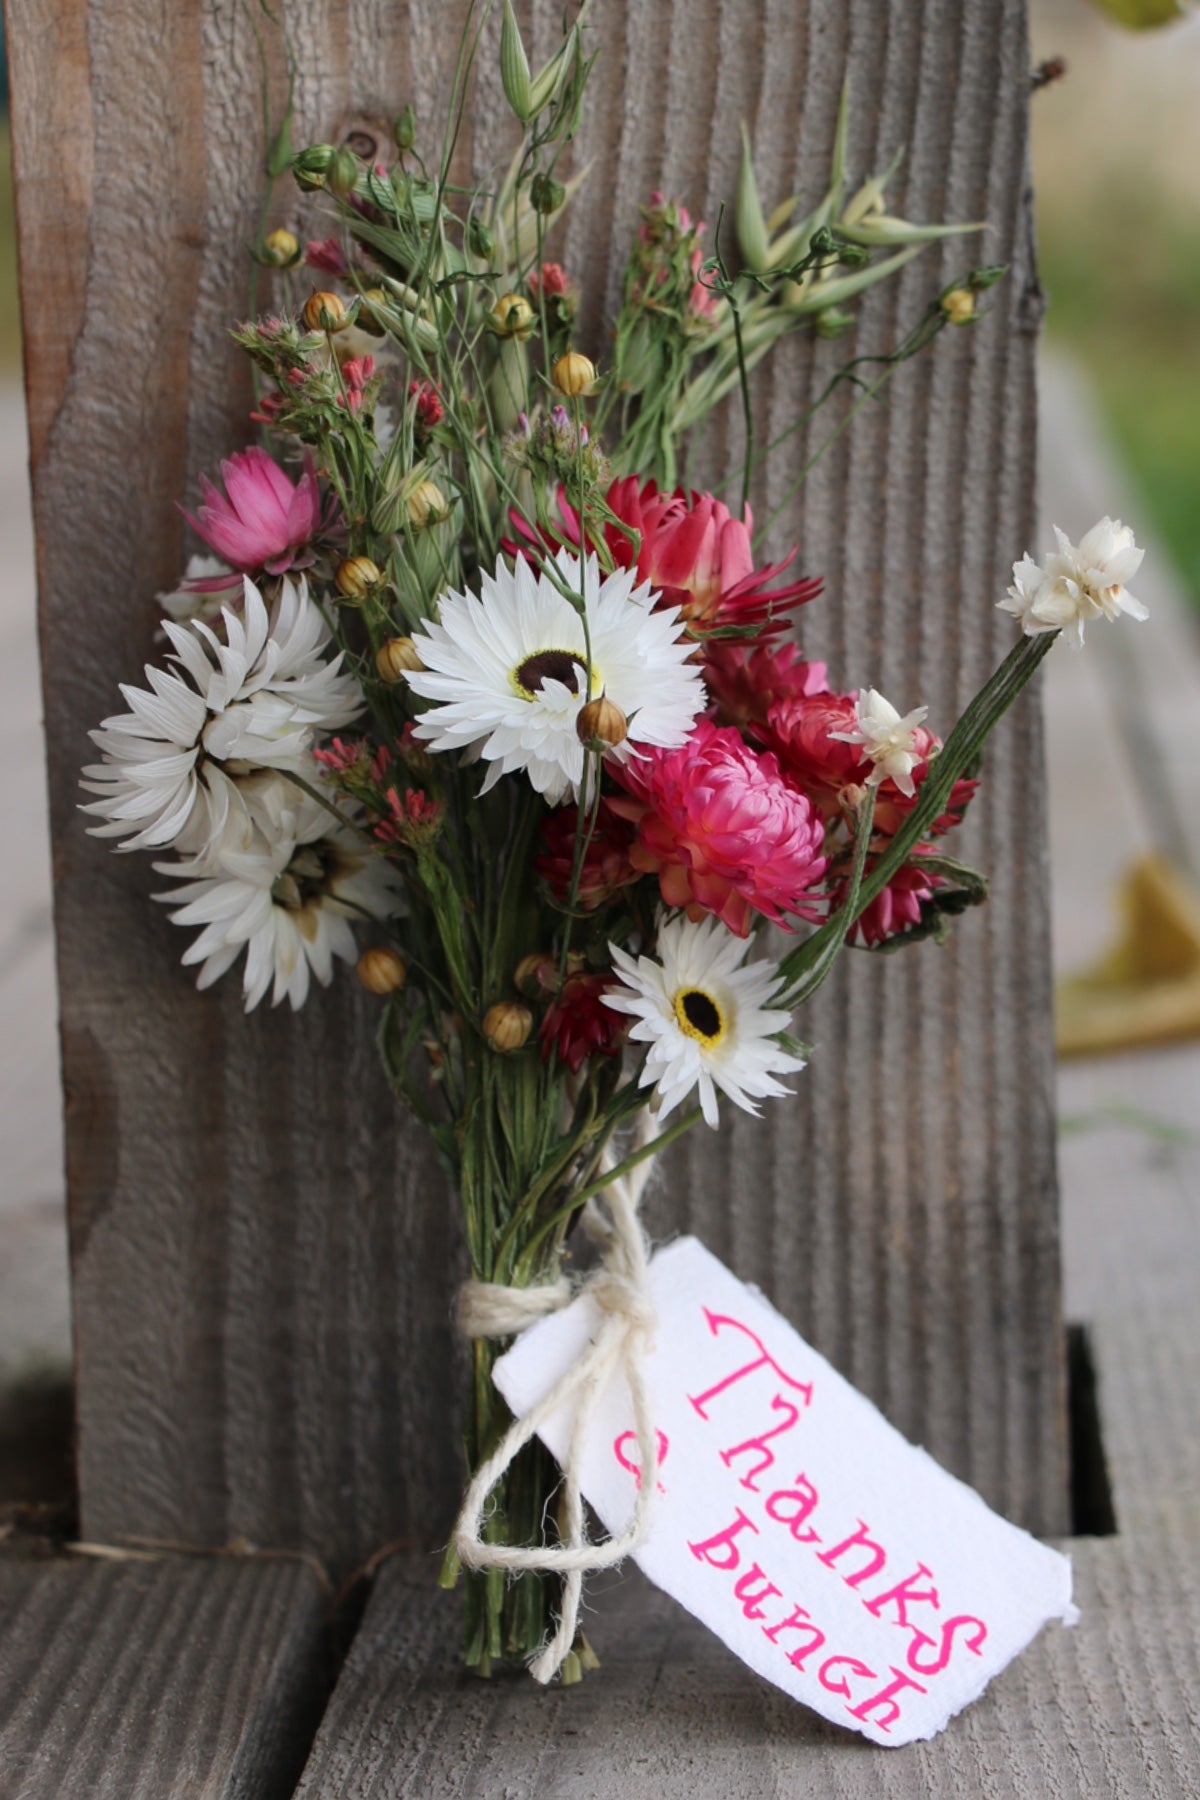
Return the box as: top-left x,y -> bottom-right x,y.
81,3 -> 1146,1681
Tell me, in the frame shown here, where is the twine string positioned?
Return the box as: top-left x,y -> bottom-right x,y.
451,1115 -> 661,1683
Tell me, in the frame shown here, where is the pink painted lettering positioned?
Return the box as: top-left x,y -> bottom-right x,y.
817,1654 -> 877,1699
816,1519 -> 887,1588
763,1473 -> 821,1543
688,1310 -> 813,1420
720,1393 -> 805,1491
864,1563 -> 940,1629
688,1507 -> 759,1572
731,1564 -> 784,1621
761,1604 -> 826,1671
907,1614 -> 988,1677
612,1428 -> 669,1493
848,1665 -> 928,1734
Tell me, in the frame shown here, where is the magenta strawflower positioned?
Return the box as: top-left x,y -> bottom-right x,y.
182,446 -> 326,576
610,719 -> 826,937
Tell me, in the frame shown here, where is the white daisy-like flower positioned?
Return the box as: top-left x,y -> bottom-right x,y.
830,687 -> 929,798
405,549 -> 707,803
81,575 -> 361,857
999,517 -> 1147,650
154,770 -> 402,1011
603,912 -> 806,1129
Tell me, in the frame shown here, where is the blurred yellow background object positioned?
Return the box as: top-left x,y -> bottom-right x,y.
1057,856 -> 1200,1054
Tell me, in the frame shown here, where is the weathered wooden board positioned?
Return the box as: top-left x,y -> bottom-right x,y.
0,1556 -> 328,1799
7,0 -> 1065,1579
292,1544 -> 1198,1798
297,1039 -> 1200,1799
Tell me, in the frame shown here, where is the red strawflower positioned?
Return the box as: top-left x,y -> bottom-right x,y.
704,639 -> 828,729
539,971 -> 626,1074
834,852 -> 943,948
504,478 -> 822,638
760,691 -> 978,836
609,719 -> 826,937
536,800 -> 640,910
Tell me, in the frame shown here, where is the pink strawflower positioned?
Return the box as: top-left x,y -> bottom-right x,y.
182,447 -> 325,576
535,799 -> 639,911
313,736 -> 368,777
704,639 -> 828,729
538,970 -> 626,1074
835,853 -> 942,948
529,261 -> 568,301
374,787 -> 444,848
609,719 -> 826,937
408,380 -> 444,434
340,355 -> 376,415
306,237 -> 349,276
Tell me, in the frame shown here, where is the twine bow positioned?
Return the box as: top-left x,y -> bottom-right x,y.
452,1116 -> 661,1683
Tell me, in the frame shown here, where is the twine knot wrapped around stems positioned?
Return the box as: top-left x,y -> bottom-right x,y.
452,1117 -> 662,1683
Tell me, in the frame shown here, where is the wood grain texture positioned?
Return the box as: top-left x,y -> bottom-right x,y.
7,0 -> 1065,1578
294,1545 -> 1200,1799
0,1557 -> 328,1799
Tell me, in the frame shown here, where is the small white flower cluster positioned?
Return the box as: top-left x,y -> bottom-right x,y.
831,688 -> 928,798
81,577 -> 400,1010
1000,517 -> 1147,650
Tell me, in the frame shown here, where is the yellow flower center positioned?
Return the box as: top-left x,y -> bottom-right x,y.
673,986 -> 725,1048
512,648 -> 596,701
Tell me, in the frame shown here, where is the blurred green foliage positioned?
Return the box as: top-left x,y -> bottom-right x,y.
1041,177 -> 1200,609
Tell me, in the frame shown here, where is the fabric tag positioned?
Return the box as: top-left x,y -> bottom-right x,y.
493,1234 -> 1076,1746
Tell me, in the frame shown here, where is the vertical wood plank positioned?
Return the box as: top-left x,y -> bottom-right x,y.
7,0 -> 1066,1578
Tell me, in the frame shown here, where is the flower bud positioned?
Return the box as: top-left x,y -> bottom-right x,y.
327,147 -> 361,199
334,555 -> 381,599
302,290 -> 350,333
355,288 -> 389,337
514,952 -> 551,996
482,1000 -> 533,1052
375,636 -> 423,681
551,351 -> 597,398
292,144 -> 335,190
262,227 -> 301,267
814,305 -> 855,339
393,104 -> 416,153
488,292 -> 535,339
576,693 -> 627,747
530,172 -> 566,215
468,215 -> 496,260
357,946 -> 408,994
406,479 -> 448,530
940,287 -> 976,327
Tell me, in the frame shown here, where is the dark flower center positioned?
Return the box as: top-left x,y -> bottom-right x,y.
515,648 -> 586,697
678,988 -> 722,1042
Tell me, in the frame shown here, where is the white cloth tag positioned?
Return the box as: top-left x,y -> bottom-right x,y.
493,1235 -> 1076,1746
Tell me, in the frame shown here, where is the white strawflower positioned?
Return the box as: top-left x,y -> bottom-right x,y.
829,688 -> 929,798
154,771 -> 402,1011
81,576 -> 361,856
999,517 -> 1147,649
405,550 -> 706,804
603,913 -> 806,1128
